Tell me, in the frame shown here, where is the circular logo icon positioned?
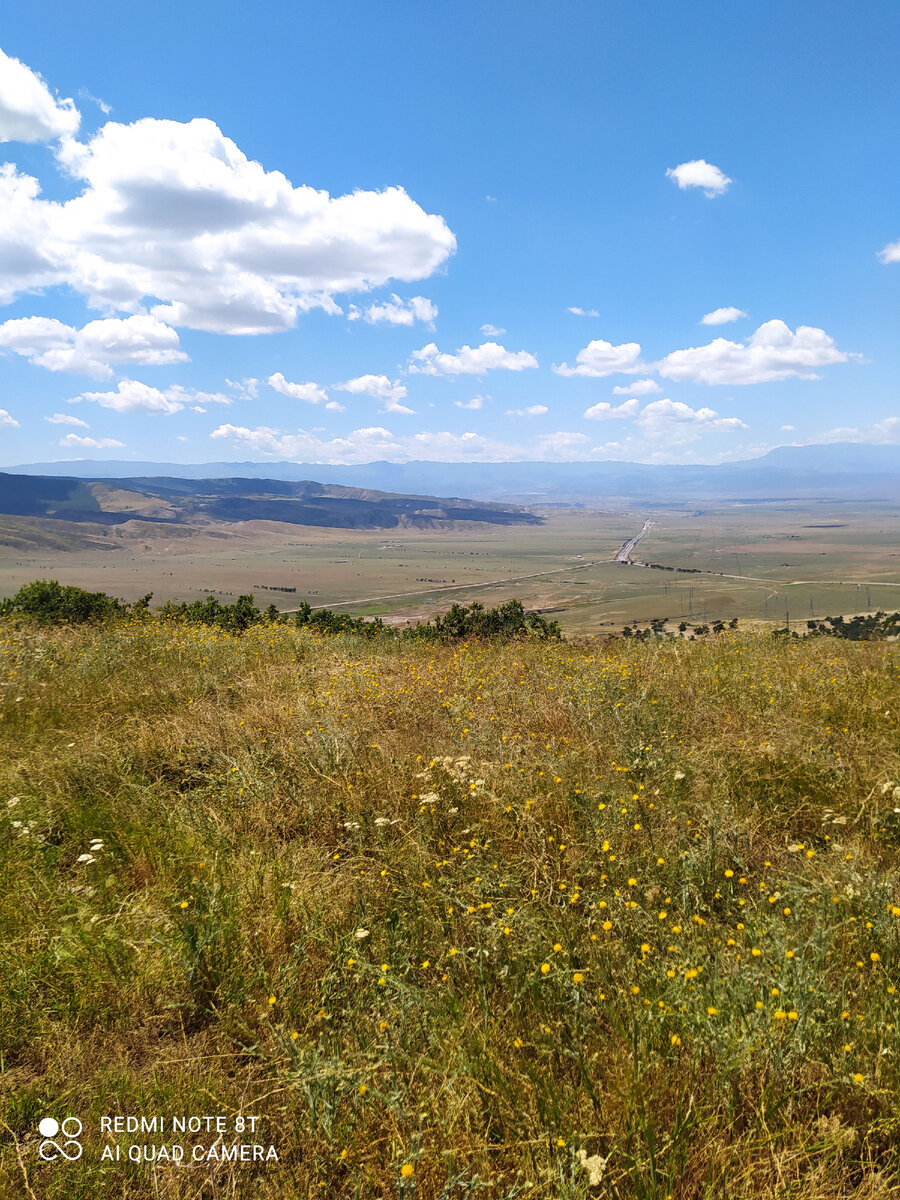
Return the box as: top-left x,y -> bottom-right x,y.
38,1116 -> 83,1162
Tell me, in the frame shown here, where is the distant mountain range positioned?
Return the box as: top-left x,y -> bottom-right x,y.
7,443 -> 900,502
0,473 -> 541,530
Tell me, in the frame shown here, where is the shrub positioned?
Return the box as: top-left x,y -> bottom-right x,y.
0,579 -> 142,624
160,593 -> 264,633
405,599 -> 561,642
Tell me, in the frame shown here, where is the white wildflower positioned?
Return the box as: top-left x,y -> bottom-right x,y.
76,853 -> 96,864
576,1149 -> 609,1186
354,928 -> 370,940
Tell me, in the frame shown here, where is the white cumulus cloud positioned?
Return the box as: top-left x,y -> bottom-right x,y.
666,159 -> 732,197
348,294 -> 437,326
75,379 -> 231,415
480,323 -> 505,337
409,341 -> 538,376
878,240 -> 900,265
700,306 -> 747,325
0,313 -> 186,377
656,320 -> 854,385
267,372 -> 327,404
553,338 -> 645,378
583,398 -> 640,421
612,379 -> 660,396
0,46 -> 80,143
60,433 -> 124,448
455,396 -> 484,410
335,374 -> 413,414
0,56 -> 455,334
636,399 -> 747,440
0,408 -> 20,427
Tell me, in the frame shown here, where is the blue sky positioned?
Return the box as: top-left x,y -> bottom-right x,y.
0,0 -> 898,467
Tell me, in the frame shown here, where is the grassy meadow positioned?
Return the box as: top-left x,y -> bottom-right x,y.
2,614 -> 900,1197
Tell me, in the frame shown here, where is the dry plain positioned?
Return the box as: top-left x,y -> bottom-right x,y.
1,500 -> 899,634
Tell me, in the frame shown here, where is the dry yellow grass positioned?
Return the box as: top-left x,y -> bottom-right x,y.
1,616 -> 899,1198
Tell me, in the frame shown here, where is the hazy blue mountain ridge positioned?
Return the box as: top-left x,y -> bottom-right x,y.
6,444 -> 899,502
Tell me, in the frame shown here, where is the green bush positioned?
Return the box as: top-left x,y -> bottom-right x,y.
160,593 -> 263,633
0,579 -> 146,624
811,612 -> 900,641
405,598 -> 561,642
2,581 -> 560,643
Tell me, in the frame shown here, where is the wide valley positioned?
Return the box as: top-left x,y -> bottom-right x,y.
2,499 -> 898,634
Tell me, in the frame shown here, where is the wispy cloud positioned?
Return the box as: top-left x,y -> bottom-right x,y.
60,433 -> 124,448
267,373 -> 328,404
348,294 -> 437,326
506,404 -> 547,417
45,412 -> 89,427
